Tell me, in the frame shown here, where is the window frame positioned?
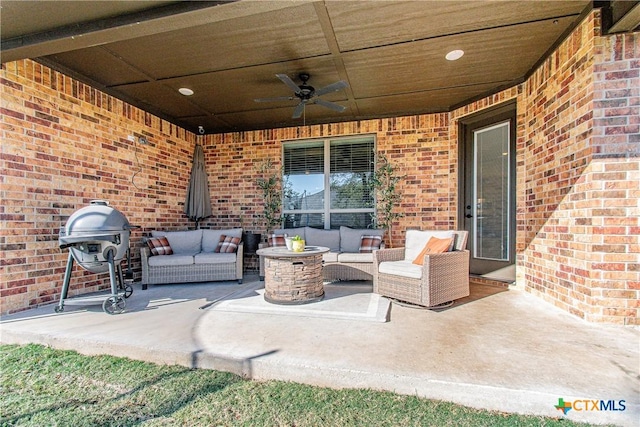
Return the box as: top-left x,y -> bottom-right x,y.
282,135 -> 376,230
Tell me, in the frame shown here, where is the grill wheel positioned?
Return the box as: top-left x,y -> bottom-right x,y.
102,295 -> 126,315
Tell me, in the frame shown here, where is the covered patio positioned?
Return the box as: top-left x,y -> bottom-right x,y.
1,276 -> 638,426
1,4 -> 639,424
2,1 -> 638,325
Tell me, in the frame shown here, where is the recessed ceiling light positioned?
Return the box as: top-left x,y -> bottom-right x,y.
178,87 -> 194,96
445,49 -> 464,61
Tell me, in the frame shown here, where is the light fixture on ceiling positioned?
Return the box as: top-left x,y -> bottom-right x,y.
178,87 -> 194,96
445,49 -> 464,61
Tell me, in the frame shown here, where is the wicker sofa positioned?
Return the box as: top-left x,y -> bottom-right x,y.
141,228 -> 243,289
259,226 -> 385,281
373,229 -> 470,308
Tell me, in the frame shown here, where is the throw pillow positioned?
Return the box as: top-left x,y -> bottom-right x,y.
215,235 -> 241,253
268,234 -> 286,247
147,237 -> 173,256
412,236 -> 453,265
359,235 -> 383,253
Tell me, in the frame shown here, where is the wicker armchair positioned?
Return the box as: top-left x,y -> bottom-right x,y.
373,230 -> 470,308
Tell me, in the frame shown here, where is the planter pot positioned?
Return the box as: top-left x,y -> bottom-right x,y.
285,236 -> 293,250
291,239 -> 305,252
243,232 -> 261,254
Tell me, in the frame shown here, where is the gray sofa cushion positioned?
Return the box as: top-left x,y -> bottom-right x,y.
339,226 -> 384,253
273,227 -> 306,240
202,228 -> 243,252
305,227 -> 340,252
148,254 -> 194,267
194,253 -> 237,264
152,230 -> 202,255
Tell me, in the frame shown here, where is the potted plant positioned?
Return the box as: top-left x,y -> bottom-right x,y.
371,153 -> 405,248
256,159 -> 283,238
291,235 -> 305,252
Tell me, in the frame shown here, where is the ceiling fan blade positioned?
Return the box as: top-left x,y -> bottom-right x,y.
254,96 -> 295,103
314,80 -> 348,97
276,74 -> 301,93
292,102 -> 305,119
314,98 -> 346,113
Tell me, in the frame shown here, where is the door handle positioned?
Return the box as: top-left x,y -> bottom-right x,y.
465,214 -> 473,218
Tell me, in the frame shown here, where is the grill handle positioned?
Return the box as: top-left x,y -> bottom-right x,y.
59,233 -> 121,249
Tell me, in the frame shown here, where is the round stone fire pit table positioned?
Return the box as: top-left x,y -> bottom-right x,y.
256,246 -> 330,305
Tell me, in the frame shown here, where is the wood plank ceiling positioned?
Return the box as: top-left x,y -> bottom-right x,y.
1,0 -> 600,134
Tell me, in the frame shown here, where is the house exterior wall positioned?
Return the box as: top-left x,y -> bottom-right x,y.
517,12 -> 639,324
519,12 -> 600,318
206,114 -> 456,249
1,11 -> 637,323
1,60 -> 199,312
586,30 -> 640,324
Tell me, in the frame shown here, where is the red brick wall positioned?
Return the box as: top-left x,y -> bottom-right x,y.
518,11 -> 639,324
1,60 -> 199,314
205,115 -> 456,249
587,30 -> 639,323
519,11 -> 599,319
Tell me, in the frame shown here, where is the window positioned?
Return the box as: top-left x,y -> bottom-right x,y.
282,136 -> 375,229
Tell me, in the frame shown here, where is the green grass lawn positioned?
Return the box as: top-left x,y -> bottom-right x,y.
1,344 -> 599,427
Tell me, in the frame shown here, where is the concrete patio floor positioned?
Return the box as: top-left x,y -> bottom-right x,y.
1,275 -> 638,426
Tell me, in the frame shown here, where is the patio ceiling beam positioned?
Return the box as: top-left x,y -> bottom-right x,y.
1,0 -> 311,64
608,2 -> 640,33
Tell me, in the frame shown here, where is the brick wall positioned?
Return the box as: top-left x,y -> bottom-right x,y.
587,29 -> 639,323
519,11 -> 599,319
518,11 -> 639,324
205,115 -> 456,249
1,60 -> 199,314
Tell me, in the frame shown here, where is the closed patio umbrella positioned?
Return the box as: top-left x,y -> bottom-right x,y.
184,144 -> 212,228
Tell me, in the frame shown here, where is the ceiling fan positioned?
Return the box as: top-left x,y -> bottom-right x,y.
254,73 -> 348,119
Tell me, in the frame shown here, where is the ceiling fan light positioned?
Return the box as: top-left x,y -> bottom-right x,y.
445,49 -> 464,61
178,87 -> 194,96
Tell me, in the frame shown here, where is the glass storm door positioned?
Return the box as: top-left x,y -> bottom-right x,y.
461,105 -> 516,277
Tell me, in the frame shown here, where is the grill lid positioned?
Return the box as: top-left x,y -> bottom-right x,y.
59,200 -> 132,273
63,200 -> 131,234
